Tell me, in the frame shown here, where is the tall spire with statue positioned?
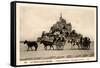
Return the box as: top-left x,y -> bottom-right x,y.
60,12 -> 63,20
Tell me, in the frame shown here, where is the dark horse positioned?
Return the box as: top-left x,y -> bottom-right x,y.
68,39 -> 80,49
24,40 -> 38,51
40,37 -> 56,50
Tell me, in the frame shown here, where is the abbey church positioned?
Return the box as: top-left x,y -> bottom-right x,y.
49,13 -> 72,37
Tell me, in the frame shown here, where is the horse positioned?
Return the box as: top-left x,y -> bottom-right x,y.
68,39 -> 73,45
40,37 -> 56,50
24,40 -> 38,51
68,39 -> 80,49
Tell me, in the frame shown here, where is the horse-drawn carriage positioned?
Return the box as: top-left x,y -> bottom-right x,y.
68,37 -> 91,50
40,33 -> 66,50
80,37 -> 91,49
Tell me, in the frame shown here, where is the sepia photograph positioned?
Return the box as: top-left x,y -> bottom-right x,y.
13,2 -> 97,66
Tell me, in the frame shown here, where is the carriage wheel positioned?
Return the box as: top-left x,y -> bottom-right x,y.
56,42 -> 64,50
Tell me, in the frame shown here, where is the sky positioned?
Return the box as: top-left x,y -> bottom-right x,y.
17,3 -> 96,41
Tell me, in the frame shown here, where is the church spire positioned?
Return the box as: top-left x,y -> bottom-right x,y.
60,12 -> 62,20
